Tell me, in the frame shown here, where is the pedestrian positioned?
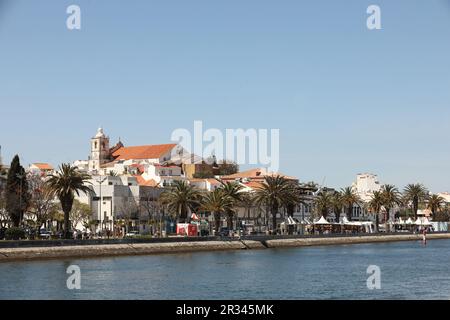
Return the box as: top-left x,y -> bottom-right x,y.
422,228 -> 427,245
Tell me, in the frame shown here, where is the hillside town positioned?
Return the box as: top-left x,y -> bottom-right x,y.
0,128 -> 449,240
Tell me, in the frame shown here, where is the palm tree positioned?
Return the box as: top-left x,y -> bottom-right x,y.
427,194 -> 445,216
403,183 -> 429,219
380,184 -> 402,223
201,189 -> 233,234
330,191 -> 343,222
368,190 -> 384,232
108,170 -> 118,177
219,181 -> 244,231
45,164 -> 92,239
239,192 -> 257,221
340,187 -> 360,220
255,175 -> 296,233
160,180 -> 201,223
315,191 -> 332,219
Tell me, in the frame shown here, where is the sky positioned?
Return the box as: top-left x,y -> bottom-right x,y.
0,0 -> 450,192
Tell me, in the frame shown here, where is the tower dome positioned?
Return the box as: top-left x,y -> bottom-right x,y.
95,127 -> 105,138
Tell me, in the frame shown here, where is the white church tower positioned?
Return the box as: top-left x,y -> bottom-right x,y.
88,128 -> 111,172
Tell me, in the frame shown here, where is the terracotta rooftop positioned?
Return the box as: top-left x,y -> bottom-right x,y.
189,178 -> 222,185
31,163 -> 54,171
221,168 -> 298,181
112,144 -> 177,161
134,175 -> 159,187
243,181 -> 265,190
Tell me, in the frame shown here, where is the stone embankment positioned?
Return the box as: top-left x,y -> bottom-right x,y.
1,233 -> 450,262
264,233 -> 450,248
0,240 -> 265,262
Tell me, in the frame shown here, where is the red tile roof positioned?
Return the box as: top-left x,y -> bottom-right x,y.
134,175 -> 159,187
32,163 -> 54,171
112,144 -> 177,161
189,178 -> 221,185
243,181 -> 265,190
221,168 -> 298,181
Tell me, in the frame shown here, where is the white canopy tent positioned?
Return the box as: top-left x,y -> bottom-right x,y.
415,217 -> 432,226
314,216 -> 330,225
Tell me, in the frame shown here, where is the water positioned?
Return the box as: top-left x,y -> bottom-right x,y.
1,240 -> 450,300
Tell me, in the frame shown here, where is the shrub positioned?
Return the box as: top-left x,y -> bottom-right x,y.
5,227 -> 26,240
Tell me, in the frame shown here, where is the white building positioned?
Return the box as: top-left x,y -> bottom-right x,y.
352,173 -> 381,203
188,178 -> 222,192
76,175 -> 162,234
28,163 -> 54,176
437,192 -> 450,204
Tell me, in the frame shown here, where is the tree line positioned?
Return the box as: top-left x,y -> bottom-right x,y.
0,156 -> 92,239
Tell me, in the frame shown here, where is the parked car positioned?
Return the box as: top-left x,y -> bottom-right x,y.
218,227 -> 231,237
125,231 -> 140,238
39,229 -> 52,239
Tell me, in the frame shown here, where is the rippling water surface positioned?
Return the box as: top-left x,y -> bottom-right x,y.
1,240 -> 449,300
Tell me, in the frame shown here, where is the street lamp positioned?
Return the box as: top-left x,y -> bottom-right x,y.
95,176 -> 107,236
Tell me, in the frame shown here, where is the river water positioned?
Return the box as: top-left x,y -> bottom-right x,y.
1,239 -> 449,300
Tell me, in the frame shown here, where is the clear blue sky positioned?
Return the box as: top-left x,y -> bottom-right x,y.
1,0 -> 450,192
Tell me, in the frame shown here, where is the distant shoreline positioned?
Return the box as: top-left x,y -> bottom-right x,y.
1,233 -> 450,262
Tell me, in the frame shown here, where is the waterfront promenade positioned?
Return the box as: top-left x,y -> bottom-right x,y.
1,233 -> 450,262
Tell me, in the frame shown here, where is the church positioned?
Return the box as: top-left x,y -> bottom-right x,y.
74,128 -> 208,187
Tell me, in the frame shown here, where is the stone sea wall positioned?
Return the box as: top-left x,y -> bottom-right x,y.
1,234 -> 450,262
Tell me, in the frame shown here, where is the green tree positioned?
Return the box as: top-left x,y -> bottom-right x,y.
380,184 -> 402,223
201,188 -> 233,233
70,199 -> 92,230
368,190 -> 384,232
427,194 -> 445,216
433,204 -> 450,222
45,164 -> 92,239
108,170 -> 118,177
218,161 -> 239,176
160,180 -> 201,223
403,183 -> 428,219
5,155 -> 30,227
330,191 -> 343,222
239,192 -> 257,221
219,181 -> 244,230
255,175 -> 297,232
28,173 -> 59,230
340,187 -> 360,220
315,191 -> 332,219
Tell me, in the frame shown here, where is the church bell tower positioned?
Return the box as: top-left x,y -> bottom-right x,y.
88,128 -> 110,173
